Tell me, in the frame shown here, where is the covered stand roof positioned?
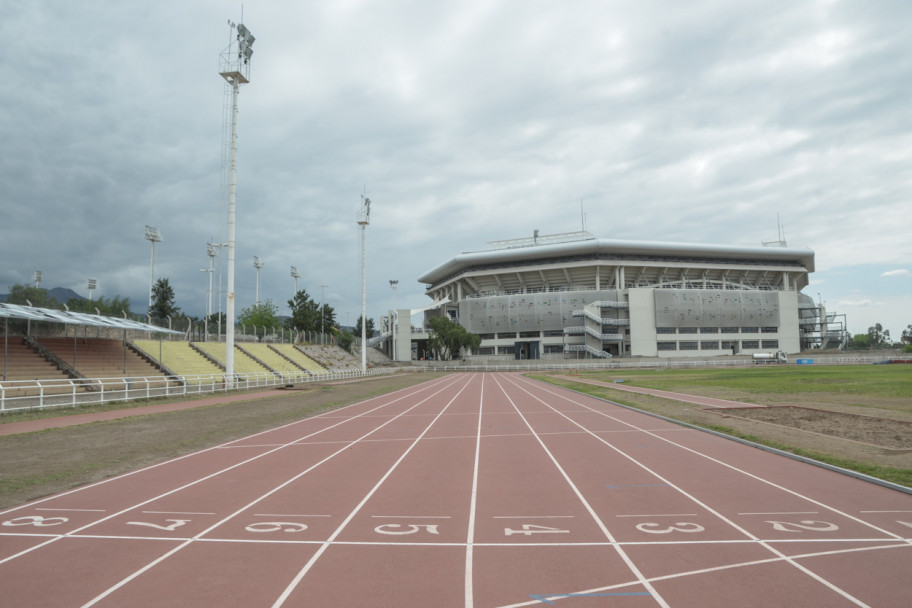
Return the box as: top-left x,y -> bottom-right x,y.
0,302 -> 184,335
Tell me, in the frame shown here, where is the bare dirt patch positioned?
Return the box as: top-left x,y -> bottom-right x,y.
718,407 -> 912,450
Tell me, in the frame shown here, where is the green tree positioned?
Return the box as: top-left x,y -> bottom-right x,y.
66,294 -> 131,317
237,300 -> 281,337
427,316 -> 481,360
287,289 -> 320,332
902,324 -> 912,345
149,278 -> 180,322
338,329 -> 354,353
355,315 -> 376,339
851,333 -> 871,350
6,284 -> 59,308
866,323 -> 890,349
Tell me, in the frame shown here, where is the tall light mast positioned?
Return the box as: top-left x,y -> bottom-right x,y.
144,226 -> 162,310
219,20 -> 255,383
253,256 -> 264,304
357,194 -> 371,374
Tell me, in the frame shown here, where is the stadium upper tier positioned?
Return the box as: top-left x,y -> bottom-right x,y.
410,233 -> 830,359
419,236 -> 814,299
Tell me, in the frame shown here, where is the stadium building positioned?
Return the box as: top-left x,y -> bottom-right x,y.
406,231 -> 844,361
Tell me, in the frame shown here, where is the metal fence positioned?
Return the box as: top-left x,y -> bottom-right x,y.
414,354 -> 895,373
0,368 -> 397,414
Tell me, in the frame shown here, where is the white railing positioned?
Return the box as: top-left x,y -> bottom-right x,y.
0,368 -> 397,414
414,354 -> 895,373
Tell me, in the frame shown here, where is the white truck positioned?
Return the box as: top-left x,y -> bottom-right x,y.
752,350 -> 788,364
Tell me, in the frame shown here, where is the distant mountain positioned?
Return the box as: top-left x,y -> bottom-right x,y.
0,287 -> 85,305
49,287 -> 85,303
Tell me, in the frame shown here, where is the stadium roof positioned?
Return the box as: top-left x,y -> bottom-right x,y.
0,302 -> 184,335
418,237 -> 816,286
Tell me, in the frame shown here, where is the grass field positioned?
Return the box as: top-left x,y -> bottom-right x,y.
535,364 -> 912,488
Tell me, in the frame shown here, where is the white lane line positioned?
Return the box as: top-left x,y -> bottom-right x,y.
0,374 -> 460,569
0,374 -> 457,520
35,508 -> 107,512
507,374 -> 876,608
615,514 -> 698,518
270,373 -> 477,608
253,514 -> 330,518
142,511 -> 216,515
465,373 -> 484,608
495,541 -> 911,608
73,374 -> 469,608
492,516 -> 575,519
739,511 -> 819,515
860,510 -> 912,513
370,515 -> 452,519
491,373 -> 671,608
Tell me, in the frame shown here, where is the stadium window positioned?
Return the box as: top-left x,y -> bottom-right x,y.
678,327 -> 698,334
700,327 -> 719,334
656,327 -> 676,334
761,327 -> 778,333
741,327 -> 759,334
519,331 -> 541,338
543,330 -> 564,337
496,333 -> 517,339
742,340 -> 760,349
476,347 -> 495,355
478,333 -> 495,340
657,341 -> 677,351
544,344 -> 564,353
679,341 -> 699,350
721,327 -> 739,334
701,341 -> 719,349
721,341 -> 733,349
761,340 -> 779,349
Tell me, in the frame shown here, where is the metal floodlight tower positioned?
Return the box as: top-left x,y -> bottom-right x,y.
33,270 -> 42,288
357,194 -> 371,373
87,278 -> 97,301
219,19 -> 255,382
253,256 -> 264,304
200,243 -> 217,341
290,266 -> 301,297
144,225 -> 163,310
320,284 -> 328,345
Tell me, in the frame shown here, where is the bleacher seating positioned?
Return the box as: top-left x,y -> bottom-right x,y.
270,344 -> 326,373
37,338 -> 171,391
133,340 -> 223,383
240,343 -> 305,373
297,344 -> 360,371
193,342 -> 270,375
0,338 -> 74,397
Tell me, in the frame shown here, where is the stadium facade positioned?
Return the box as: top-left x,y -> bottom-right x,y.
410,232 -> 842,360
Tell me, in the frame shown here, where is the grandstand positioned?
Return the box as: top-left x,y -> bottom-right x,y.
270,344 -> 326,373
132,340 -> 223,383
36,337 -> 171,390
296,344 -> 359,371
193,341 -> 270,375
414,231 -> 846,360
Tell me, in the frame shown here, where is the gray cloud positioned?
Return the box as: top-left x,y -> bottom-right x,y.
2,0 -> 910,336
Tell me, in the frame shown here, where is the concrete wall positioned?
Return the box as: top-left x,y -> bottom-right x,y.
628,288 -> 657,357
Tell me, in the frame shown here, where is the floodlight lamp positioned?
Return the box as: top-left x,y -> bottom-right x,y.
243,46 -> 253,60
207,243 -> 217,257
88,279 -> 96,289
144,225 -> 163,242
237,23 -> 249,39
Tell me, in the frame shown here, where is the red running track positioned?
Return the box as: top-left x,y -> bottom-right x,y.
1,373 -> 910,607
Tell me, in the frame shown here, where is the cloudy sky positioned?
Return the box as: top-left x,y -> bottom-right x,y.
2,0 -> 910,338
